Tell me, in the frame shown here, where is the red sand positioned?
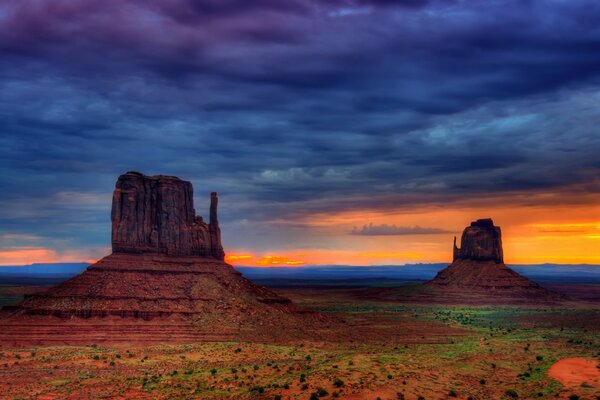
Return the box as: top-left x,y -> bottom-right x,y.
547,357 -> 600,388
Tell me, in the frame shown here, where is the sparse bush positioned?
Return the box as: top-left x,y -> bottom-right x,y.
300,373 -> 306,382
274,396 -> 282,400
109,361 -> 115,366
305,355 -> 312,361
333,378 -> 344,388
210,368 -> 217,376
234,347 -> 242,353
387,374 -> 393,379
568,395 -> 579,400
480,379 -> 486,385
317,387 -> 328,396
505,389 -> 518,398
250,386 -> 264,393
536,355 -> 543,361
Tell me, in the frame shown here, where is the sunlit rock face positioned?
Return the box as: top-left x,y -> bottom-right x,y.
111,171 -> 224,260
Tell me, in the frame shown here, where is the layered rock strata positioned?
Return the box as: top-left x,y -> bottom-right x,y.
0,172 -> 327,344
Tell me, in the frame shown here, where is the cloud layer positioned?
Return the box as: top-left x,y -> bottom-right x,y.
1,0 -> 600,262
351,223 -> 451,236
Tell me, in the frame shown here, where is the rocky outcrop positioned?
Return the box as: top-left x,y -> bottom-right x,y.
427,218 -> 561,303
111,171 -> 224,259
453,218 -> 503,263
0,172 -> 330,344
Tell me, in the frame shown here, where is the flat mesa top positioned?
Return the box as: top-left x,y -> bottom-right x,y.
121,171 -> 185,182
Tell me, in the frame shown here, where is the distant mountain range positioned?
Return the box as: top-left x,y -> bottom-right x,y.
1,262 -> 599,286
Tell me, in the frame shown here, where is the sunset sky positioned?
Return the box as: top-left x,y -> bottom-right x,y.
1,0 -> 600,266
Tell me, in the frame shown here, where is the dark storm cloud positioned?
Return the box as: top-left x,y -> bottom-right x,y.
1,0 -> 600,253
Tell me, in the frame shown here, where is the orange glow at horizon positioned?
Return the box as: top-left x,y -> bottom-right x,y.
3,198 -> 600,266
0,248 -> 100,266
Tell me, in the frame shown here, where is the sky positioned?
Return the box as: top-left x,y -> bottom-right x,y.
1,0 -> 600,266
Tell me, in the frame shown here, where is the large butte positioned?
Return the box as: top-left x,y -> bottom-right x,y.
0,172 -> 329,345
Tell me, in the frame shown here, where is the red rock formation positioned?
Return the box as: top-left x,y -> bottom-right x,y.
427,218 -> 561,303
111,171 -> 224,259
453,218 -> 503,263
0,172 -> 329,345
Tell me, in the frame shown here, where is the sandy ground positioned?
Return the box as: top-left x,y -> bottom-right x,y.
548,357 -> 600,388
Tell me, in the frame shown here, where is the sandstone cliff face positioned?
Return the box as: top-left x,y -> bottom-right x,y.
453,218 -> 503,263
111,171 -> 224,259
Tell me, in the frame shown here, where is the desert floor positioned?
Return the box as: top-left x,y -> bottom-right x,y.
0,285 -> 599,400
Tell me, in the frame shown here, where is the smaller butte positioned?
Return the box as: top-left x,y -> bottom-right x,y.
425,218 -> 563,303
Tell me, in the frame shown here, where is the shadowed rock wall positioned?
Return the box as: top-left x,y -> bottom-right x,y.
111,171 -> 224,259
453,218 -> 503,263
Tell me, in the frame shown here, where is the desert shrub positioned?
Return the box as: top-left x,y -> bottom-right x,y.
253,365 -> 259,371
234,347 -> 242,353
309,394 -> 319,400
300,373 -> 306,382
480,379 -> 486,385
210,368 -> 217,376
568,396 -> 579,400
505,389 -> 518,398
305,355 -> 312,361
109,361 -> 115,366
301,384 -> 309,390
387,374 -> 393,379
274,396 -> 282,400
536,355 -> 543,361
231,368 -> 237,373
333,378 -> 344,388
317,387 -> 328,396
448,390 -> 457,397
250,386 -> 264,393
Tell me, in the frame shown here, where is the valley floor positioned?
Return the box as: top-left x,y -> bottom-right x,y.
0,286 -> 599,400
